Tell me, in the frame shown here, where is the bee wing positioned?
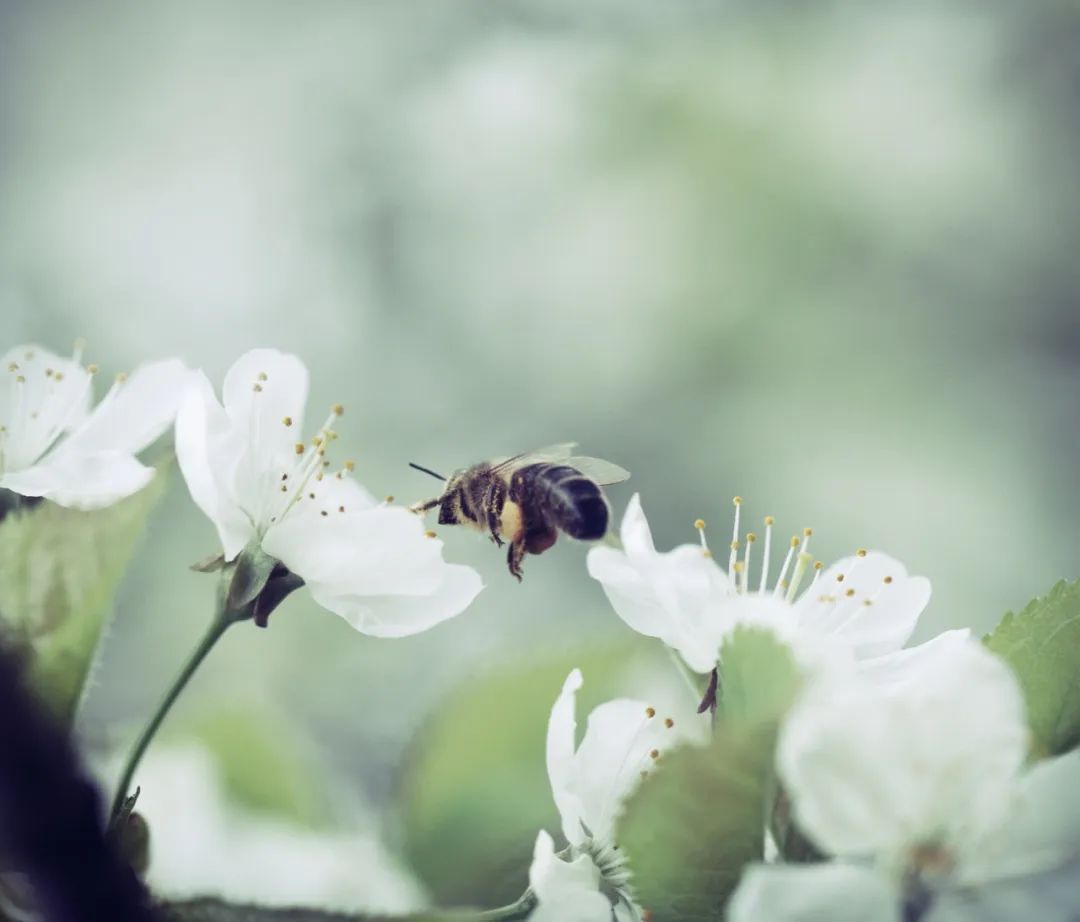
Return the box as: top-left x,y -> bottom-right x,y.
567,456 -> 631,486
490,443 -> 578,474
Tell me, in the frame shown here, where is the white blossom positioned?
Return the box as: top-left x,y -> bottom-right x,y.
529,668 -> 709,921
175,348 -> 482,636
0,343 -> 191,509
587,493 -> 965,683
728,640 -> 1080,922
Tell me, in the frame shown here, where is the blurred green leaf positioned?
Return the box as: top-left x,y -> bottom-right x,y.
159,899 -> 477,922
718,625 -> 802,723
617,721 -> 776,921
0,467 -> 169,724
399,642 -> 654,906
186,707 -> 330,827
984,577 -> 1080,758
617,628 -> 799,919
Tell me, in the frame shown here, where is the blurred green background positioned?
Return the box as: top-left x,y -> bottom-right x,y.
2,0 -> 1080,913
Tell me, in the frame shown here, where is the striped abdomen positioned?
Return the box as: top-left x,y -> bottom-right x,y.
510,463 -> 609,541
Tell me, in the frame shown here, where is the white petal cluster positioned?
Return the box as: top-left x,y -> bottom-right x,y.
176,348 -> 482,636
729,639 -> 1080,922
0,343 -> 192,508
529,668 -> 709,921
588,493 -> 964,684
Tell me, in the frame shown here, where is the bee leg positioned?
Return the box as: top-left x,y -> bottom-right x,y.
506,537 -> 526,582
484,478 -> 506,547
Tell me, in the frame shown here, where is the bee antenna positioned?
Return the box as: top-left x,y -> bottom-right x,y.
409,462 -> 447,482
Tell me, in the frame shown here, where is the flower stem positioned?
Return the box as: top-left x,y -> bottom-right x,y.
477,889 -> 536,921
108,608 -> 233,824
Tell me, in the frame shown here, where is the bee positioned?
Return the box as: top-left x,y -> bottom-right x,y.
409,443 -> 630,581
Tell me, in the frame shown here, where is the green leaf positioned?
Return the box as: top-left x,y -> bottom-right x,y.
185,707 -> 330,827
158,899 -> 478,922
617,721 -> 777,921
718,626 -> 801,724
0,467 -> 170,724
985,577 -> 1080,758
617,628 -> 801,920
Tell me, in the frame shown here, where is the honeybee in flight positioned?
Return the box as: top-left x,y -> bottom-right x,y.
409,443 -> 630,581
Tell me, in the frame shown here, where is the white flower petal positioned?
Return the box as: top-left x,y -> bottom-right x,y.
727,862 -> 895,922
528,831 -> 611,922
857,629 -> 972,694
547,669 -> 591,847
0,345 -> 93,471
305,561 -> 482,638
61,358 -> 192,457
968,750 -> 1080,882
588,494 -> 732,674
222,348 -> 309,462
175,372 -> 254,559
546,668 -> 708,846
264,505 -> 452,598
0,449 -> 154,509
779,640 -> 1028,861
794,553 -> 930,659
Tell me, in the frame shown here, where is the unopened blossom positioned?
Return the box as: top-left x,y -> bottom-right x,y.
0,343 -> 191,509
728,640 -> 1080,922
175,348 -> 482,636
587,493 -> 965,685
529,668 -> 709,921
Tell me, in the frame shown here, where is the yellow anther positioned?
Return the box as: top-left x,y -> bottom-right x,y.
7,362 -> 18,372
317,472 -> 325,480
764,515 -> 775,526
424,529 -> 437,538
649,749 -> 660,760
746,532 -> 757,542
344,460 -> 355,472
664,717 -> 674,728
115,372 -> 128,383
804,527 -> 813,537
384,495 -> 394,503
702,549 -> 713,558
645,707 -> 656,718
730,540 -> 740,551
282,416 -> 293,427
332,403 -> 344,416
790,536 -> 800,548
694,518 -> 706,530
856,548 -> 867,557
15,375 -> 25,384
733,561 -> 744,574
732,496 -> 742,506
294,442 -> 305,455
814,561 -> 823,570
86,363 -> 99,374
884,575 -> 894,584
836,573 -> 845,582
845,588 -> 855,597
257,371 -> 268,381
252,383 -> 263,392
313,436 -> 323,447
54,372 -> 64,381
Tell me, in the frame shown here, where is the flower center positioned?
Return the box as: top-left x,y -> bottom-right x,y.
694,496 -> 820,601
694,497 -> 898,626
243,380 -> 360,534
0,344 -> 98,475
